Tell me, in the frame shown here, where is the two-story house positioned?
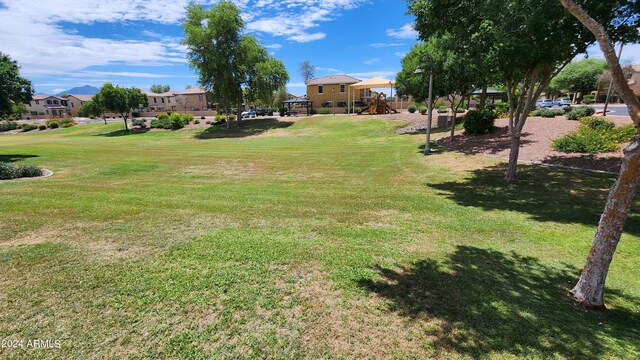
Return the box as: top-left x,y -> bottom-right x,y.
305,75 -> 363,109
26,95 -> 69,117
65,94 -> 93,116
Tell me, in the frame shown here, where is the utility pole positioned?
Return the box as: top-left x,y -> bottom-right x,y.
603,43 -> 624,117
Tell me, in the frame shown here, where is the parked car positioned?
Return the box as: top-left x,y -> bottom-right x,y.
241,109 -> 256,118
554,98 -> 572,106
255,108 -> 267,116
536,99 -> 554,108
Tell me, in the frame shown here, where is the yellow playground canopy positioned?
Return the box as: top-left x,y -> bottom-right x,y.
348,77 -> 396,114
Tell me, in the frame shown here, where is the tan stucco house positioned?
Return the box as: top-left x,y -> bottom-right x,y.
305,75 -> 363,108
26,95 -> 69,117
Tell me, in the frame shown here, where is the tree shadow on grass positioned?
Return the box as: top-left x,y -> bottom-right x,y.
359,246 -> 640,358
438,126 -> 534,155
427,164 -> 640,235
194,118 -> 294,139
95,128 -> 150,137
0,154 -> 39,163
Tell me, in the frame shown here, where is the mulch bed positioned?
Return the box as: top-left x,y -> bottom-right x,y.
437,116 -> 633,173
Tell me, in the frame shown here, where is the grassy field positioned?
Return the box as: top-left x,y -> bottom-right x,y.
0,116 -> 639,359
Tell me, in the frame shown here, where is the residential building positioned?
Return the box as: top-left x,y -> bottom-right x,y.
305,75 -> 363,109
142,87 -> 208,113
65,94 -> 93,116
178,87 -> 208,111
25,95 -> 69,117
144,91 -> 176,112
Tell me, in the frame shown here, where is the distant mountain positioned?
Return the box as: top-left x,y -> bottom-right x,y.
55,85 -> 99,96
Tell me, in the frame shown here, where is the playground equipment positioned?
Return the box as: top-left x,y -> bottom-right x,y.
363,92 -> 398,114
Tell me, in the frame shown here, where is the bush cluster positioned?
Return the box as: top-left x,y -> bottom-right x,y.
419,106 -> 428,115
0,162 -> 43,180
131,119 -> 146,128
38,124 -> 47,131
463,109 -> 496,135
566,106 -> 596,120
531,108 -> 564,118
407,105 -> 417,113
552,116 -> 635,153
582,95 -> 594,104
0,121 -> 19,132
20,123 -> 38,132
319,108 -> 331,115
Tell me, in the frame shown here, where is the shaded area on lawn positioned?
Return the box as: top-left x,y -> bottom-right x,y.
0,154 -> 39,163
360,246 -> 640,359
540,155 -> 621,174
439,126 -> 534,154
427,164 -> 640,234
95,128 -> 151,137
195,118 -> 294,139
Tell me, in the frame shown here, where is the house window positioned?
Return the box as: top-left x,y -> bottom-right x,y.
31,111 -> 37,115
318,85 -> 323,94
71,102 -> 74,108
46,100 -> 52,105
154,97 -> 157,103
35,100 -> 39,105
199,94 -> 204,102
53,100 -> 59,104
161,98 -> 165,103
168,98 -> 171,103
340,84 -> 345,93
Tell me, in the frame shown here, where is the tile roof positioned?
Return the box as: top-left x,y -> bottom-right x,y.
32,94 -> 65,101
178,87 -> 206,94
305,75 -> 361,85
67,94 -> 93,101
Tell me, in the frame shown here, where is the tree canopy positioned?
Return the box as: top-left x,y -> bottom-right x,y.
550,58 -> 607,101
407,0 -> 640,181
0,52 -> 33,118
299,61 -> 315,84
182,0 -> 288,123
150,84 -> 170,93
98,83 -> 148,130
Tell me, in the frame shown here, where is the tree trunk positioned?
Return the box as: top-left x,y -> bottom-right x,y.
123,116 -> 128,130
505,134 -> 521,181
569,140 -> 640,308
479,84 -> 488,109
237,98 -> 243,127
560,0 -> 640,309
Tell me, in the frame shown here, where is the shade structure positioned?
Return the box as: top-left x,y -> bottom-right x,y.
348,77 -> 396,114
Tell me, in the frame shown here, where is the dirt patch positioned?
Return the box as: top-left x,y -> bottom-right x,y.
438,116 -> 633,173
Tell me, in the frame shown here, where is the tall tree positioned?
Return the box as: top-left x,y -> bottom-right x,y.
150,84 -> 170,93
99,83 -> 148,130
183,1 -> 288,126
299,60 -> 315,83
408,0 -> 634,181
0,52 -> 33,118
559,0 -> 640,309
550,58 -> 607,103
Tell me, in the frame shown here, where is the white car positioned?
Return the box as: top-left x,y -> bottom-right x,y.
536,99 -> 554,108
241,109 -> 256,118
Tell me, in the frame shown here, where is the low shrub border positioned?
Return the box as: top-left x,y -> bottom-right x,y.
0,162 -> 49,180
552,116 -> 635,153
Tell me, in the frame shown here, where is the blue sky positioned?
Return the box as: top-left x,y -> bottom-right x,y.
0,0 -> 638,96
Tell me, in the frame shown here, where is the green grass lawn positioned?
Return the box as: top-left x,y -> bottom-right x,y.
1,116 -> 639,359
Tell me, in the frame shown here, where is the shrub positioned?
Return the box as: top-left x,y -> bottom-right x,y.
566,106 -> 596,120
228,114 -> 236,121
310,108 -> 317,115
408,105 -> 417,113
205,121 -> 212,125
582,95 -> 594,104
89,115 -> 96,119
0,162 -> 42,180
321,101 -> 330,108
131,119 -> 146,128
319,108 -> 331,115
182,113 -> 194,123
59,118 -> 75,128
201,116 -> 206,120
38,124 -> 47,131
437,106 -> 447,113
194,119 -> 200,124
150,118 -> 170,129
563,105 -> 573,114
47,121 -> 60,129
214,114 -> 226,122
0,162 -> 17,180
531,108 -> 564,118
419,106 -> 428,115
566,110 -> 580,120
156,113 -> 169,121
579,116 -> 614,131
463,109 -> 496,135
553,118 -> 635,154
0,121 -> 18,132
169,113 -> 186,129
21,123 -> 38,132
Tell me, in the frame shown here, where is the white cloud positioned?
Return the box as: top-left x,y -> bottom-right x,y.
51,88 -> 65,94
287,82 -> 306,87
363,58 -> 381,65
70,71 -> 196,79
386,23 -> 418,39
289,32 -> 326,42
394,51 -> 408,58
370,43 -> 405,48
264,43 -> 283,49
